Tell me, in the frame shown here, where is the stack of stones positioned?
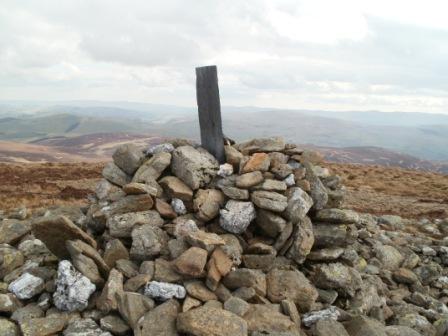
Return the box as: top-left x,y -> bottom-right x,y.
1,137 -> 448,336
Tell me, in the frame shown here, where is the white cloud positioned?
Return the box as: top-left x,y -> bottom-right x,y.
0,0 -> 447,113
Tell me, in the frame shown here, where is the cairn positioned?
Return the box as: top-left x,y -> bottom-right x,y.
0,137 -> 448,336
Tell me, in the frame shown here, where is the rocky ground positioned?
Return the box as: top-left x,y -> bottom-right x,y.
0,137 -> 448,335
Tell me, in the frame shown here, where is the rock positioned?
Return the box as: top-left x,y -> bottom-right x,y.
133,152 -> 171,183
308,247 -> 345,261
171,146 -> 219,190
221,186 -> 249,200
174,247 -> 208,277
284,187 -> 313,223
314,263 -> 363,297
103,239 -> 129,268
116,292 -> 154,329
104,194 -> 154,216
256,209 -> 287,238
344,316 -> 387,336
177,306 -> 248,336
112,143 -> 144,175
53,260 -> 96,312
236,137 -> 286,154
0,219 -> 31,245
302,306 -> 340,327
303,162 -> 328,210
96,269 -> 123,313
225,145 -> 244,169
135,299 -> 179,336
107,210 -> 163,238
130,224 -> 169,260
0,293 -> 21,313
313,223 -> 358,248
253,179 -> 287,192
63,318 -> 112,336
224,297 -> 250,317
66,239 -> 109,278
11,303 -> 44,324
267,268 -> 318,312
0,245 -> 24,279
8,273 -> 44,299
186,230 -> 225,252
20,317 -> 66,336
100,315 -> 130,336
219,200 -> 256,234
124,273 -> 151,292
315,208 -> 360,224
0,318 -> 19,336
395,313 -> 435,336
312,319 -> 349,336
385,326 -> 422,336
375,245 -> 404,271
206,247 -> 233,290
393,268 -> 419,284
70,253 -> 103,286
286,216 -> 314,264
194,189 -> 225,221
102,162 -> 131,187
284,173 -> 295,187
32,215 -> 96,259
155,198 -> 177,219
185,280 -> 218,301
242,153 -> 271,173
146,143 -> 175,155
159,176 -> 194,201
171,198 -> 187,215
115,259 -> 139,278
243,304 -> 299,334
281,299 -> 301,327
223,268 -> 266,296
272,163 -> 293,179
218,163 -> 234,177
235,171 -> 264,188
144,281 -> 186,301
251,191 -> 288,212
123,182 -> 161,196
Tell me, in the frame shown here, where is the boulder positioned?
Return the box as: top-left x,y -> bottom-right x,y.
220,200 -> 256,234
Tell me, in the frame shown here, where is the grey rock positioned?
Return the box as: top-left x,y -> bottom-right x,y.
312,319 -> 349,336
171,198 -> 187,215
133,152 -> 171,183
304,162 -> 328,210
223,268 -> 267,296
0,219 -> 31,245
107,210 -> 163,238
116,292 -> 154,329
146,143 -> 175,155
113,143 -> 144,175
286,216 -> 315,264
385,326 -> 422,336
64,318 -> 112,336
344,316 -> 388,336
144,281 -> 186,301
8,273 -> 44,300
130,224 -> 169,260
221,186 -> 249,200
135,299 -> 180,336
253,179 -> 287,192
224,297 -> 250,317
251,191 -> 288,212
284,187 -> 313,222
100,315 -> 130,336
171,145 -> 219,190
236,137 -> 286,154
102,162 -> 131,187
220,200 -> 256,234
218,163 -> 234,177
256,209 -> 287,238
315,208 -> 360,224
313,263 -> 363,297
302,306 -> 340,327
53,260 -> 96,312
0,318 -> 19,336
313,223 -> 358,248
374,245 -> 404,271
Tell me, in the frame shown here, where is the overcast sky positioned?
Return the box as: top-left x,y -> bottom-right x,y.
1,0 -> 448,113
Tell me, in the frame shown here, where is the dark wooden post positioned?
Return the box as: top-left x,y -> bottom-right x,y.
196,65 -> 225,163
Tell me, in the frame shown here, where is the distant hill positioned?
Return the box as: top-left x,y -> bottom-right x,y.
0,101 -> 447,163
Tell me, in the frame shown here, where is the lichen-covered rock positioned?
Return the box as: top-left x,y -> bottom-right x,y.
135,299 -> 180,336
20,317 -> 66,336
133,152 -> 171,183
286,216 -> 314,264
112,143 -> 144,175
171,146 -> 219,190
220,200 -> 256,234
130,224 -> 169,260
242,304 -> 299,335
284,187 -> 313,222
53,260 -> 96,312
313,263 -> 363,297
63,318 -> 112,336
302,306 -> 340,327
0,219 -> 31,245
251,191 -> 288,212
102,162 -> 131,187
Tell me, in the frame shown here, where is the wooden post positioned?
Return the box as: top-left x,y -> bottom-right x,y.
196,65 -> 225,163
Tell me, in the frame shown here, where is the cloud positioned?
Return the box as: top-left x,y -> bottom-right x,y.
0,0 -> 447,113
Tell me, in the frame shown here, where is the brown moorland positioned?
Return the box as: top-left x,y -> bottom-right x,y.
0,161 -> 447,220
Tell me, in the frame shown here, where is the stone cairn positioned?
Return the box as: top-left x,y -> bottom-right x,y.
1,137 -> 448,336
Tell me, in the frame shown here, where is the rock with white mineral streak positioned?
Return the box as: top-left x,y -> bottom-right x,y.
53,260 -> 96,312
8,273 -> 44,299
220,200 -> 256,234
144,281 -> 186,301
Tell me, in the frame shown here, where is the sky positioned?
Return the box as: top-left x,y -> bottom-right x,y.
1,0 -> 448,113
